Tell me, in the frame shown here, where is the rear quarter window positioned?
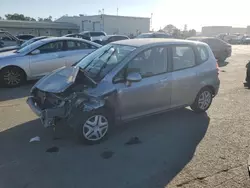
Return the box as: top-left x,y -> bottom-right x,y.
197,45 -> 209,62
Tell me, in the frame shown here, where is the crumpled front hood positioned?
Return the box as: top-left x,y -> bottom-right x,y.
0,50 -> 21,60
33,66 -> 80,93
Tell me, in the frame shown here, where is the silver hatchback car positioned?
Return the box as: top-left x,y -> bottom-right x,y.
27,39 -> 220,144
0,37 -> 101,87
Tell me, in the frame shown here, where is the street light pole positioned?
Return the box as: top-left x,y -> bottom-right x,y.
150,13 -> 153,31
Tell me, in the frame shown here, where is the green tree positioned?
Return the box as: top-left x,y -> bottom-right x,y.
172,28 -> 182,38
38,16 -> 52,22
5,13 -> 36,21
163,24 -> 177,34
188,29 -> 196,37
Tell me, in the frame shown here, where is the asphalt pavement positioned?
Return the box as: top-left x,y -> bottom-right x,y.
0,45 -> 250,188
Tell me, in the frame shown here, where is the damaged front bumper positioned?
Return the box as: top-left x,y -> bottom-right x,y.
27,97 -> 67,128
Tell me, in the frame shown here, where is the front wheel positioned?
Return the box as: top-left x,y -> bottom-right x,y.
191,88 -> 213,113
0,67 -> 25,87
75,112 -> 110,145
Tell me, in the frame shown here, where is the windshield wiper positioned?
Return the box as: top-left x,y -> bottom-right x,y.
95,48 -> 117,79
84,47 -> 112,73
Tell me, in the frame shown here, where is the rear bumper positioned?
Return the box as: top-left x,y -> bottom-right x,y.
214,79 -> 220,96
27,97 -> 66,127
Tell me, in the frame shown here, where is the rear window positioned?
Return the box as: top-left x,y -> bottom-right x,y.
197,45 -> 209,62
203,38 -> 228,47
90,32 -> 106,37
136,33 -> 153,38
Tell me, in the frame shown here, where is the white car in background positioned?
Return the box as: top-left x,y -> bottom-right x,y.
80,31 -> 107,43
0,37 -> 101,87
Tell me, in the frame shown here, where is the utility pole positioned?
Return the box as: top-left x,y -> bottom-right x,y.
150,13 -> 153,31
102,8 -> 104,14
117,7 -> 119,16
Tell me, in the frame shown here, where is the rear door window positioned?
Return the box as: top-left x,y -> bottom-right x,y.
38,41 -> 64,54
66,40 -> 97,50
204,38 -> 226,48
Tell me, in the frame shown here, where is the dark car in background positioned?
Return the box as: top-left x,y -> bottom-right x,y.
245,61 -> 250,87
0,36 -> 48,53
187,37 -> 232,62
96,35 -> 129,45
64,33 -> 91,41
16,34 -> 35,41
136,32 -> 172,39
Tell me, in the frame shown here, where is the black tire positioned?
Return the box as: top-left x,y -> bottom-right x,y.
191,87 -> 213,113
0,67 -> 26,87
75,110 -> 111,145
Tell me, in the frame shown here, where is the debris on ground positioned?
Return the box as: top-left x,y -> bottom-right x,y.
29,136 -> 40,143
125,136 -> 142,145
46,146 -> 59,153
100,151 -> 114,159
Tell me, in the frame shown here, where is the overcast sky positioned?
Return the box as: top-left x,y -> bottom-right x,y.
1,0 -> 249,31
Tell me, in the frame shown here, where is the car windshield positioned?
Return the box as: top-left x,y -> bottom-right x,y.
136,33 -> 153,38
20,38 -> 36,48
16,40 -> 43,53
76,44 -> 136,81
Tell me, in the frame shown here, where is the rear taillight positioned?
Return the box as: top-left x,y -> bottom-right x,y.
216,61 -> 219,74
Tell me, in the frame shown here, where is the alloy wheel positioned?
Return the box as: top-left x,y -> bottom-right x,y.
83,115 -> 109,141
198,90 -> 212,110
3,69 -> 21,86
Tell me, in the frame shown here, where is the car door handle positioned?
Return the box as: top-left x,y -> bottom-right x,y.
57,55 -> 66,58
160,77 -> 168,82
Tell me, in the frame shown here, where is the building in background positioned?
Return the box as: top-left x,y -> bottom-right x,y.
231,27 -> 246,35
56,14 -> 150,36
246,26 -> 250,35
202,26 -> 232,36
0,20 -> 79,36
202,26 -> 248,36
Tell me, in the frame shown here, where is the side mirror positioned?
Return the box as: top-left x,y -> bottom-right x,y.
126,72 -> 142,82
31,49 -> 40,55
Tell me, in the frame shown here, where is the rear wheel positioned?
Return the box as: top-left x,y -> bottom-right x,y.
191,87 -> 213,113
0,67 -> 26,87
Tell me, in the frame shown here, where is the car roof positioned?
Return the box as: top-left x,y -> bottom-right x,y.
82,31 -> 106,34
187,37 -> 217,40
38,37 -> 101,47
107,35 -> 128,37
17,34 -> 34,36
112,38 -> 203,47
40,37 -> 91,43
